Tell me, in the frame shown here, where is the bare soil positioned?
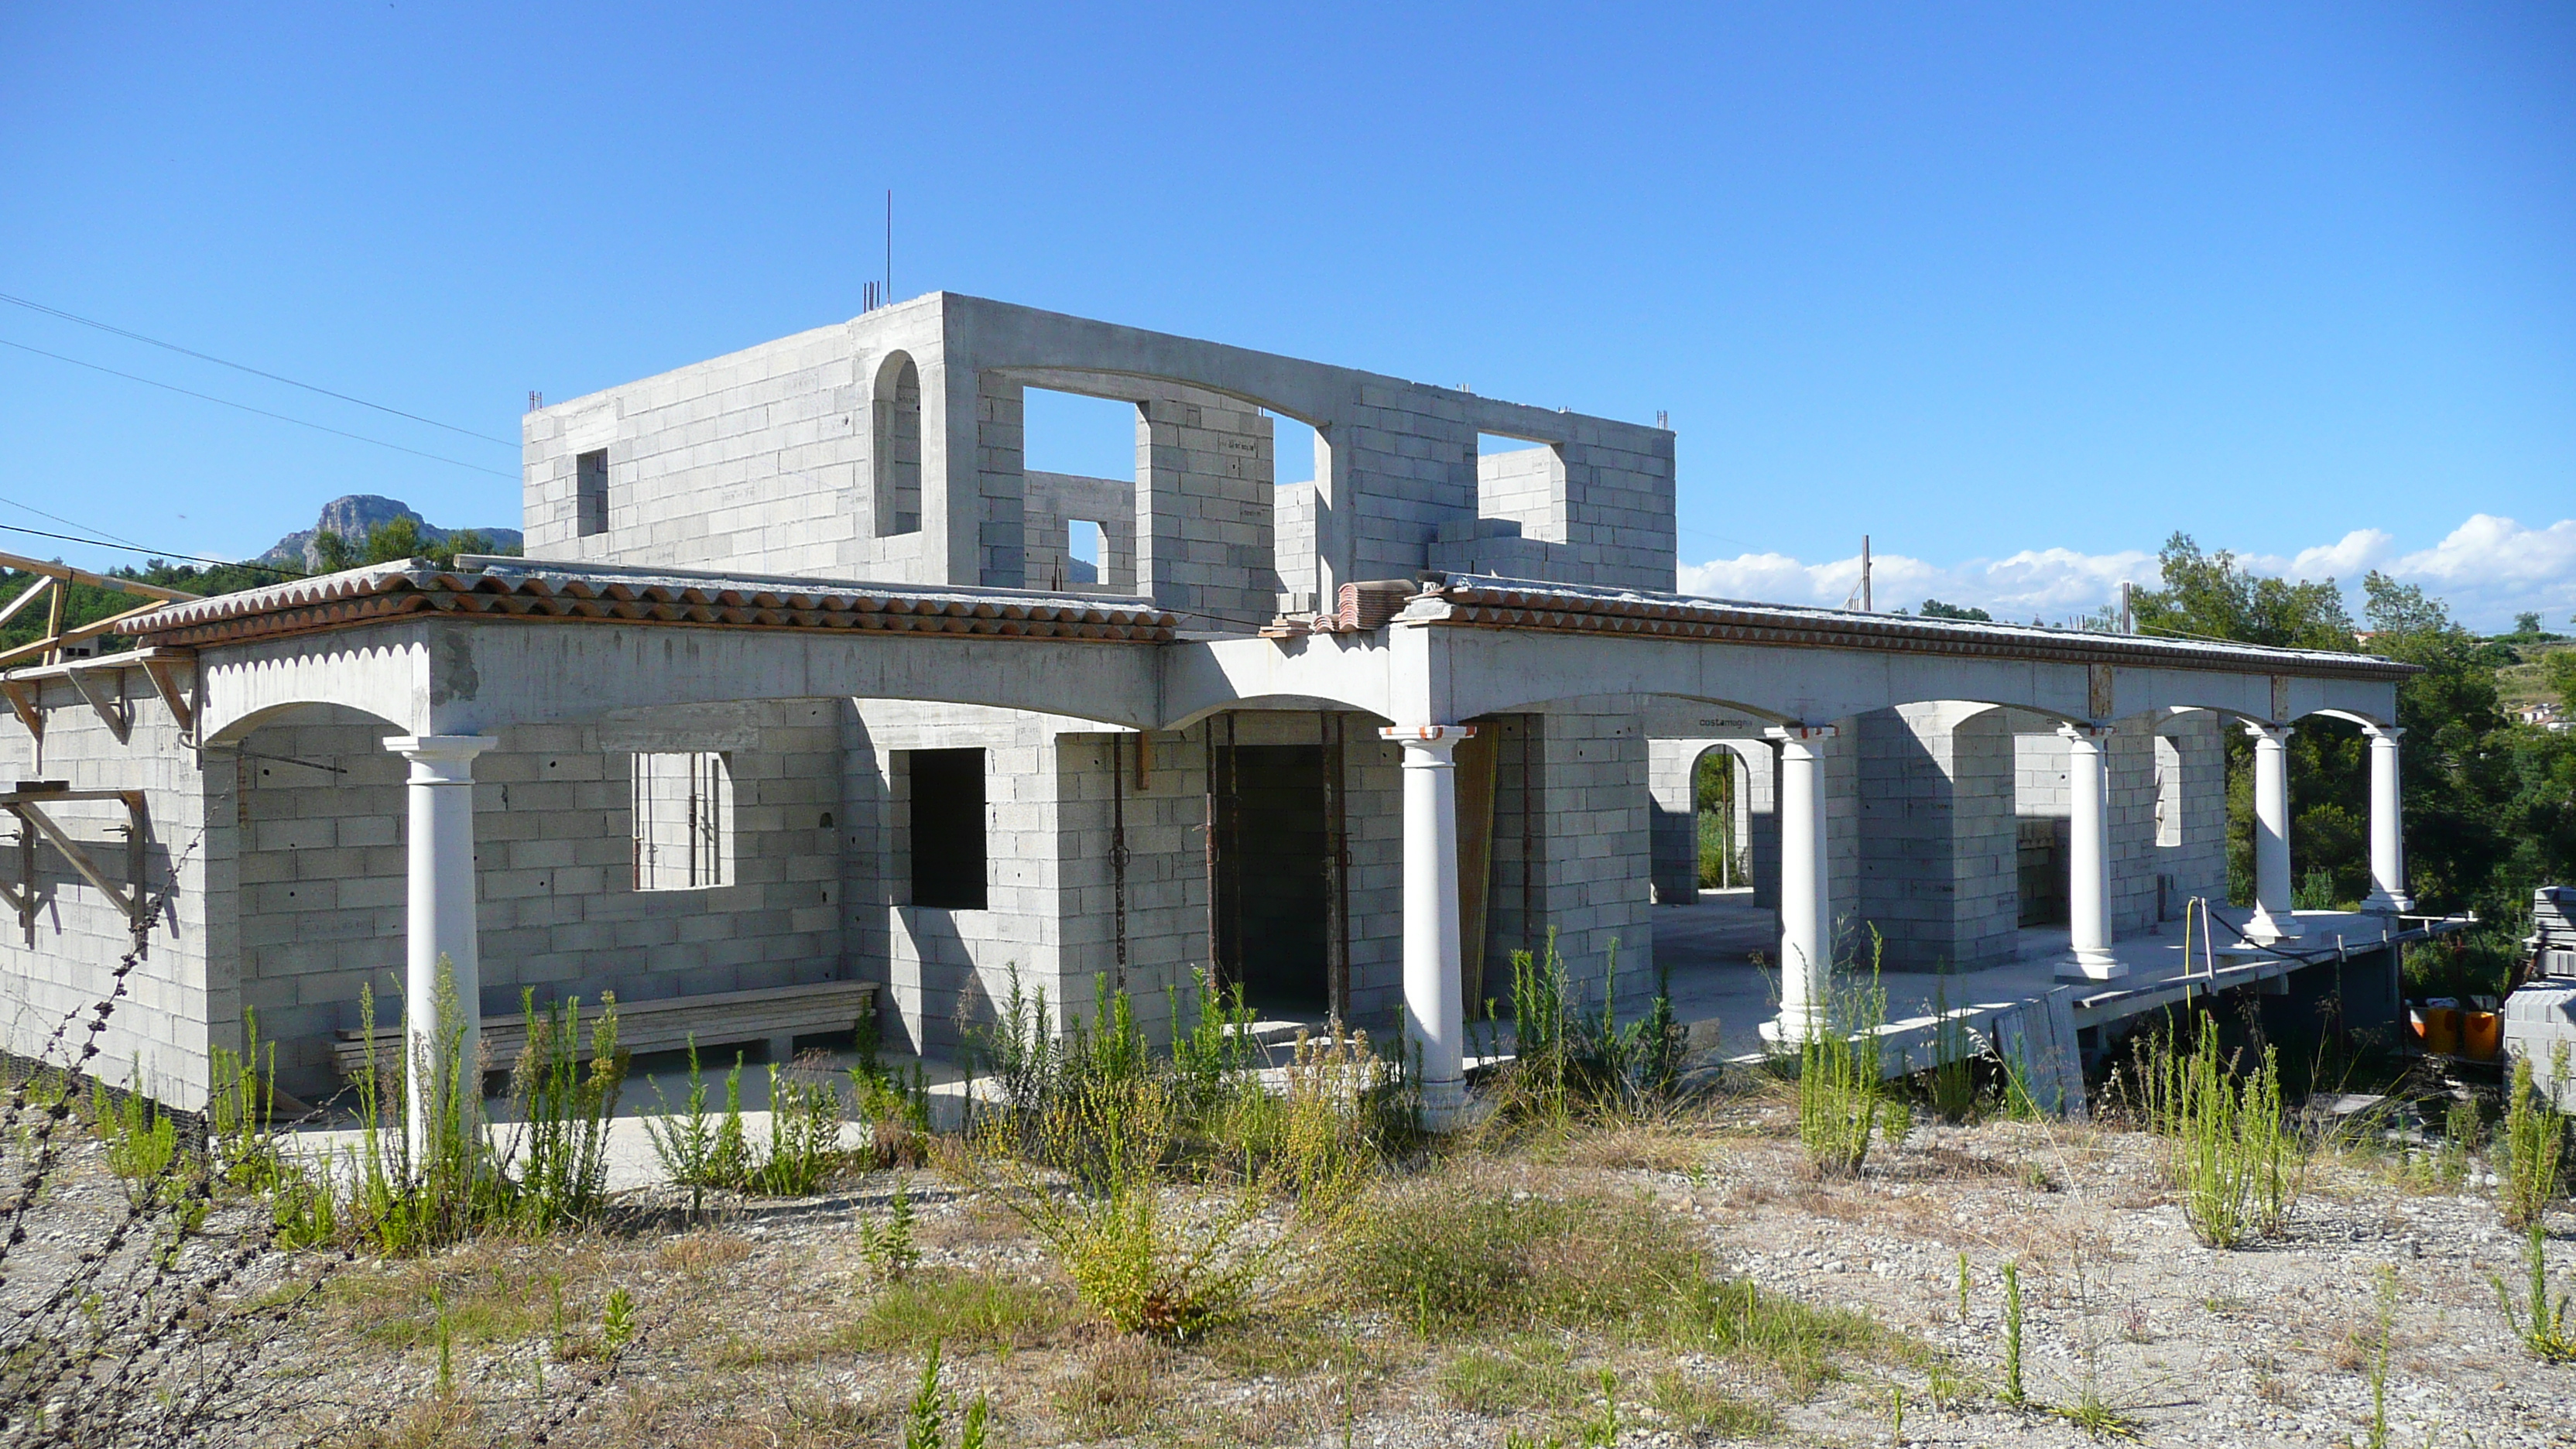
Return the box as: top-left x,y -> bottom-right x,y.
8,1094 -> 2573,1447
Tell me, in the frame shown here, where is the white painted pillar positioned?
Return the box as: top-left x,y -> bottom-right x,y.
2243,721 -> 2301,942
2361,723 -> 2410,913
1763,724 -> 1835,1040
2059,724 -> 2126,981
1382,724 -> 1472,1129
385,734 -> 495,1153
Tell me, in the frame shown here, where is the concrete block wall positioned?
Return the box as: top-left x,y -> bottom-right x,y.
842,701 -> 1063,1055
1947,709 -> 2021,965
2014,728 -> 2073,819
1050,729 -> 1208,1039
1852,704 -> 2017,970
526,295 -> 1675,626
1023,471 -> 1138,594
1484,707 -> 1655,1018
2107,717 -> 2162,934
1822,721 -> 1861,961
1478,446 -> 1567,545
2153,711 -> 2229,918
522,319 -> 881,579
987,371 -> 1282,630
0,663 -> 211,1106
228,701 -> 847,1101
1273,482 -> 1318,605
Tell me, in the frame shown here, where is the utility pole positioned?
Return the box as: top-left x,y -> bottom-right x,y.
1861,535 -> 1872,612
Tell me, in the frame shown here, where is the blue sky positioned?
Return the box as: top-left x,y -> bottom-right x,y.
2,3 -> 2569,627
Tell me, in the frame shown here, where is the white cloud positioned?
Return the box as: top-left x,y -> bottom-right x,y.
1677,514 -> 2576,632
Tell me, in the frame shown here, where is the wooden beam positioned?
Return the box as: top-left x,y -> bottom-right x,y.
0,575 -> 54,631
0,600 -> 173,671
9,799 -> 138,921
139,653 -> 194,735
0,678 -> 42,743
0,550 -> 201,602
62,666 -> 129,744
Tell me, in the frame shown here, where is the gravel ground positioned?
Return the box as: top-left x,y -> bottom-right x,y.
6,1094 -> 2573,1447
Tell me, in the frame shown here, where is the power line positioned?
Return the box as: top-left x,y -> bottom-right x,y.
0,518 -> 305,574
0,337 -> 517,480
0,491 -> 156,553
0,291 -> 516,447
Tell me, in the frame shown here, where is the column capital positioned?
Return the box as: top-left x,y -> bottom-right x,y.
2362,722 -> 2406,742
1379,723 -> 1475,761
2240,719 -> 2295,742
1762,723 -> 1838,743
384,735 -> 497,783
2055,721 -> 2115,742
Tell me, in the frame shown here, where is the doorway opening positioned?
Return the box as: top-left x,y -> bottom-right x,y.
1212,743 -> 1330,1016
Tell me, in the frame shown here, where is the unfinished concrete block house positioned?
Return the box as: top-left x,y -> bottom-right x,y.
3,295 -> 2430,1122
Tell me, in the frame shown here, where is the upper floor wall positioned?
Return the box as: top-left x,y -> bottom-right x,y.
522,294 -> 1677,631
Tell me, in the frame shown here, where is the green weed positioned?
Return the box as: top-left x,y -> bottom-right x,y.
2493,1221 -> 2576,1363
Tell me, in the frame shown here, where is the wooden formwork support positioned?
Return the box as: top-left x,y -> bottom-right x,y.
0,551 -> 198,669
0,786 -> 150,951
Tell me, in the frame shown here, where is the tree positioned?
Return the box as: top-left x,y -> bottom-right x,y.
1920,598 -> 1991,622
311,520 -> 508,571
2129,533 -> 2354,651
2129,535 -> 2363,904
2516,611 -> 2545,639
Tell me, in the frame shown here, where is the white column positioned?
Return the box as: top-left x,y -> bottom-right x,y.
2243,721 -> 2301,943
1382,724 -> 1473,1129
385,734 -> 495,1153
2361,724 -> 2410,913
1762,724 -> 1835,1040
2059,724 -> 2126,981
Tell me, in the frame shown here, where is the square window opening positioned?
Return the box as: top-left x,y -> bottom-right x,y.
576,449 -> 609,537
632,752 -> 731,889
908,747 -> 987,910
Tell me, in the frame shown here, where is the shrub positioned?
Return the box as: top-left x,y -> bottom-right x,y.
509,990 -> 628,1227
1797,933 -> 1892,1177
2494,1221 -> 2576,1363
964,1073 -> 1282,1340
2136,1023 -> 2307,1247
2501,1048 -> 2570,1229
1498,930 -> 1684,1125
644,1044 -> 856,1200
957,973 -> 1392,1339
265,968 -> 632,1254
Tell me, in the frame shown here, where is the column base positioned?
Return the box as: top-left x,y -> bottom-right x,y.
1416,1077 -> 1476,1133
2358,891 -> 2413,916
2244,906 -> 2303,944
1759,1008 -> 1831,1048
2057,949 -> 2129,984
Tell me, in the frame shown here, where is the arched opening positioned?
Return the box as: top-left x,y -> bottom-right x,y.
873,351 -> 923,537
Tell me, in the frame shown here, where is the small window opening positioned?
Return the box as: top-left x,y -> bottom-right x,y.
632,752 -> 731,889
908,748 -> 986,909
1066,519 -> 1105,585
576,449 -> 609,537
